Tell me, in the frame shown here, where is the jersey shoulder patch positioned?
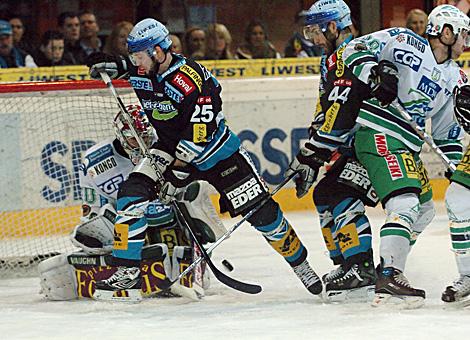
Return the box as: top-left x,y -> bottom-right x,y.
84,143 -> 114,168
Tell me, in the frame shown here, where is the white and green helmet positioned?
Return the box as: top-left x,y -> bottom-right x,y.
426,5 -> 470,44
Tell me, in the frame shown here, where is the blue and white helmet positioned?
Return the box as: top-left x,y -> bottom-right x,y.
304,0 -> 352,32
426,5 -> 470,44
127,18 -> 172,56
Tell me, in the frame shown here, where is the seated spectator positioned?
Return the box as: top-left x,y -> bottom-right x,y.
32,30 -> 67,67
236,20 -> 280,59
170,34 -> 183,54
58,11 -> 84,65
9,15 -> 34,55
284,10 -> 322,58
406,9 -> 428,37
205,23 -> 234,60
79,10 -> 103,57
0,20 -> 36,68
103,21 -> 133,57
185,27 -> 206,60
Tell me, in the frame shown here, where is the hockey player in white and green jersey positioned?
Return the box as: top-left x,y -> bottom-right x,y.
442,85 -> 470,306
341,5 -> 469,308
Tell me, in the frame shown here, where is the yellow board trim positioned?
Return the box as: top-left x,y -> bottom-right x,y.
0,178 -> 450,239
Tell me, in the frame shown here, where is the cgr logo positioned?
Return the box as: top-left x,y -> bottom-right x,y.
393,49 -> 422,71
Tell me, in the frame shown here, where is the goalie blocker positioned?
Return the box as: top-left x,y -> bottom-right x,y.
39,181 -> 225,301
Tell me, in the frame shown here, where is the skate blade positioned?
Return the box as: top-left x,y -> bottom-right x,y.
323,285 -> 375,303
93,289 -> 142,303
371,292 -> 424,309
442,297 -> 470,309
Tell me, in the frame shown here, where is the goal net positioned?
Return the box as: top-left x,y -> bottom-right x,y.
0,80 -> 136,277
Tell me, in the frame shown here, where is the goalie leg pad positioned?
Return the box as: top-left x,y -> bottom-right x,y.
70,203 -> 116,255
38,254 -> 78,301
381,193 -> 420,271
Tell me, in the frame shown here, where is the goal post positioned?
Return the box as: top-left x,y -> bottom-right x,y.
0,80 -> 136,276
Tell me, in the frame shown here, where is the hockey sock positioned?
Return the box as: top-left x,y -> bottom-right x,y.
317,206 -> 342,260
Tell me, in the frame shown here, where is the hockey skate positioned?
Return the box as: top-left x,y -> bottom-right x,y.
324,260 -> 376,303
322,265 -> 345,285
292,259 -> 323,295
93,266 -> 142,302
441,275 -> 470,308
372,267 -> 425,309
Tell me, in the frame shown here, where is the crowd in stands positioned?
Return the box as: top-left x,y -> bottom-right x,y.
0,3 -> 468,69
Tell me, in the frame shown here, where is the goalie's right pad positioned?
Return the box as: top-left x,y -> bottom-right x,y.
70,203 -> 116,255
176,181 -> 226,243
38,254 -> 78,301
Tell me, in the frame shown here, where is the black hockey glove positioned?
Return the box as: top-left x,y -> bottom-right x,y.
370,60 -> 399,106
285,142 -> 331,198
86,52 -> 127,80
454,84 -> 470,134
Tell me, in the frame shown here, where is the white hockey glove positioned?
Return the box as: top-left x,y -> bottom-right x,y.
38,254 -> 78,301
70,203 -> 116,255
133,148 -> 174,182
285,142 -> 330,198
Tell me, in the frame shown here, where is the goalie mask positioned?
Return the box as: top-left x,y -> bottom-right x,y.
114,104 -> 155,163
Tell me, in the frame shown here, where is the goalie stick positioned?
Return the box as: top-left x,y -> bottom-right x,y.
99,71 -> 261,294
392,100 -> 457,172
159,172 -> 296,290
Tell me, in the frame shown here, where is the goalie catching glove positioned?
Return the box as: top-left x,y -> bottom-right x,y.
86,52 -> 128,80
285,142 -> 331,198
454,84 -> 470,134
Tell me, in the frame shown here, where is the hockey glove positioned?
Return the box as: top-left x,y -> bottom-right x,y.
454,84 -> 470,134
87,52 -> 127,80
159,164 -> 196,204
370,60 -> 399,106
285,142 -> 330,198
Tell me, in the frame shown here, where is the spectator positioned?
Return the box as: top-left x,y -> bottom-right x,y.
205,23 -> 234,60
58,11 -> 84,65
9,16 -> 34,55
184,27 -> 206,60
170,34 -> 183,54
236,20 -> 280,59
0,20 -> 36,68
406,9 -> 428,37
79,11 -> 102,57
103,21 -> 133,57
32,30 -> 66,67
284,10 -> 322,58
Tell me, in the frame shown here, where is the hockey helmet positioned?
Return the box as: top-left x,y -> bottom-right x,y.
114,104 -> 155,157
303,0 -> 352,39
426,5 -> 470,45
127,18 -> 172,65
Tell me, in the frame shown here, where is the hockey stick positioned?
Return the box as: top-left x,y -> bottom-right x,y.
160,172 -> 296,290
392,100 -> 456,172
99,71 -> 261,294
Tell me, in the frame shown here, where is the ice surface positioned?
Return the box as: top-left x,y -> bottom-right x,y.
2,204 -> 470,340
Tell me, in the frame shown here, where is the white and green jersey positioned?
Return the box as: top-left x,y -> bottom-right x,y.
343,27 -> 465,162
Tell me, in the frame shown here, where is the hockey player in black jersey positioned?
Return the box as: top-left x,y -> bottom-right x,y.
87,18 -> 322,301
285,0 -> 379,302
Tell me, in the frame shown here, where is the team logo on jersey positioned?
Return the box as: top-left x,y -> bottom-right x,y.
130,77 -> 153,91
431,67 -> 441,81
393,48 -> 422,71
374,134 -> 403,180
388,28 -> 401,37
172,72 -> 195,95
417,75 -> 442,100
180,64 -> 202,91
98,174 -> 124,194
396,34 -> 405,43
164,82 -> 183,103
